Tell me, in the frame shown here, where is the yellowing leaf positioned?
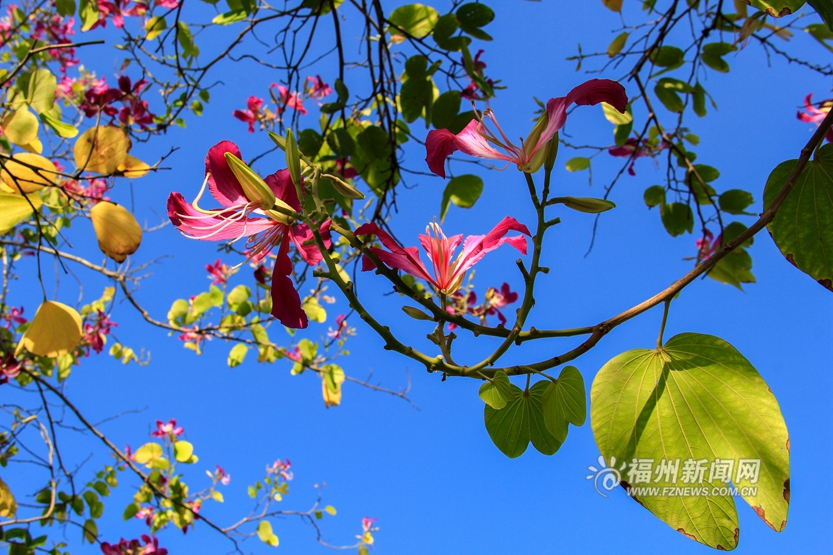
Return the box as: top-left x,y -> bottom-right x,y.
117,155 -> 151,178
212,490 -> 224,503
2,109 -> 39,147
257,521 -> 280,547
132,442 -> 163,465
302,297 -> 327,323
321,364 -> 345,408
174,440 -> 194,462
73,126 -> 131,174
16,300 -> 82,358
0,192 -> 42,233
602,0 -> 623,12
0,477 -> 17,518
90,202 -> 142,262
1,153 -> 58,193
20,137 -> 43,154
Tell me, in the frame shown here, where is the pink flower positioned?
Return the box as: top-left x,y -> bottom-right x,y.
356,218 -> 530,295
798,94 -> 833,142
206,259 -> 230,285
459,49 -> 493,101
271,84 -> 307,114
167,141 -> 332,329
155,0 -> 179,8
305,75 -> 332,99
82,310 -> 117,355
100,536 -> 166,555
362,517 -> 378,532
485,282 -> 518,326
284,346 -> 302,362
445,290 -> 478,330
425,79 -> 628,177
233,96 -> 265,133
268,458 -> 293,481
608,137 -> 670,176
695,229 -> 721,262
152,419 -> 184,438
135,505 -> 154,525
215,465 -> 231,485
327,314 -> 354,339
0,352 -> 21,385
2,306 -> 26,329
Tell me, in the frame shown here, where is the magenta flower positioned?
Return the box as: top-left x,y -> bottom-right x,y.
135,505 -> 154,525
206,259 -> 230,285
695,229 -> 721,262
152,418 -> 184,438
485,282 -> 518,325
327,314 -> 354,339
268,458 -> 293,481
797,94 -> 833,142
271,84 -> 307,115
305,75 -> 333,99
233,96 -> 264,133
362,517 -> 378,532
608,137 -> 670,176
426,79 -> 627,177
355,218 -> 530,295
167,141 -> 331,329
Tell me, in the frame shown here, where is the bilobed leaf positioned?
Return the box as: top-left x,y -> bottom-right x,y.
174,441 -> 194,462
719,189 -> 755,214
479,371 -> 514,409
747,0 -> 805,17
302,297 -> 327,323
73,126 -> 131,174
16,301 -> 82,358
116,155 -> 151,178
591,333 -> 790,549
807,0 -> 833,32
484,381 -> 562,458
702,42 -> 737,73
440,174 -> 483,221
321,364 -> 345,408
602,101 -> 632,125
40,111 -> 78,138
541,366 -> 586,442
654,84 -> 684,113
708,248 -> 756,289
78,0 -> 99,31
389,4 -> 439,39
132,442 -> 163,465
257,520 -> 279,546
212,9 -> 247,24
431,90 -> 461,130
399,75 -> 433,123
90,202 -> 142,262
145,16 -> 167,39
763,143 -> 833,291
456,3 -> 494,28
650,45 -> 685,68
20,69 -> 56,114
2,109 -> 39,147
177,21 -> 200,58
228,344 -> 248,367
660,202 -> 694,236
643,185 -> 666,208
82,519 -> 98,543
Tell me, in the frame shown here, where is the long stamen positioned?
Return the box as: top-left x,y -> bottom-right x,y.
485,111 -> 521,156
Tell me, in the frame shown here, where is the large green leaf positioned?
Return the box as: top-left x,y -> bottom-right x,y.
484,381 -> 562,457
591,333 -> 790,550
440,174 -> 483,221
388,4 -> 438,38
763,143 -> 833,291
747,0 -> 805,17
808,0 -> 833,31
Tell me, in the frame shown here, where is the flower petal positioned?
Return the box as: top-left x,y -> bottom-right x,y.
167,192 -> 274,241
425,129 -> 459,178
290,219 -> 331,266
205,141 -> 248,207
450,216 -> 531,280
270,238 -> 308,329
536,79 -> 628,153
355,223 -> 435,284
454,119 -> 517,163
265,169 -> 302,212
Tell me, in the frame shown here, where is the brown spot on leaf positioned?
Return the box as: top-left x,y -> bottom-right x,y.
779,519 -> 786,532
620,480 -> 644,507
784,478 -> 790,504
754,506 -> 780,531
786,437 -> 790,452
785,253 -> 798,268
717,545 -> 727,551
734,528 -> 739,544
768,7 -> 792,17
819,278 -> 833,292
677,528 -> 697,541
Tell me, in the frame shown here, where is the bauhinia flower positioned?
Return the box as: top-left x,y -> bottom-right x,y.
167,141 -> 331,329
797,93 -> 833,142
152,418 -> 183,438
355,217 -> 530,295
425,79 -> 628,177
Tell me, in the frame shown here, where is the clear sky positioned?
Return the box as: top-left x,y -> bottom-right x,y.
8,1 -> 832,554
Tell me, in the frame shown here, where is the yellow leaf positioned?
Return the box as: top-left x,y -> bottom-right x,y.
0,477 -> 17,518
173,440 -> 194,462
302,297 -> 326,323
212,490 -> 224,503
73,126 -> 131,174
90,202 -> 142,262
602,0 -> 623,11
2,109 -> 39,147
16,300 -> 82,358
321,364 -> 345,408
1,153 -> 58,193
0,192 -> 42,233
117,155 -> 151,178
132,442 -> 163,465
20,137 -> 43,154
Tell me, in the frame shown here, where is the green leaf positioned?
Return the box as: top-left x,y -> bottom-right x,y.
228,344 -> 248,367
484,381 -> 562,458
82,519 -> 97,543
602,101 -> 632,125
326,128 -> 355,156
479,371 -> 515,410
643,185 -> 666,208
324,504 -> 337,515
763,143 -> 833,291
565,157 -> 591,172
399,75 -> 433,123
257,520 -> 280,546
807,1 -> 833,32
174,441 -> 194,463
702,42 -> 737,73
440,174 -> 483,221
320,79 -> 348,114
2,109 -> 39,146
0,192 -> 42,233
122,503 -> 140,521
302,297 -> 326,323
747,0 -> 805,17
431,90 -> 461,130
649,45 -> 684,68
40,112 -> 78,138
83,490 -> 102,518
656,77 -> 694,94
212,9 -> 248,24
692,82 -> 707,117
55,0 -> 75,16
660,202 -> 694,236
78,0 -> 99,31
298,129 -> 324,158
176,21 -> 200,58
456,3 -> 494,28
719,189 -> 755,215
389,4 -> 439,38
607,32 -> 629,57
654,84 -> 684,113
708,248 -> 756,289
167,299 -> 189,324
20,69 -> 56,114
541,366 -> 586,441
591,333 -> 790,549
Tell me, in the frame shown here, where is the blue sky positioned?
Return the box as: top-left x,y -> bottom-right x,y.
7,1 -> 833,554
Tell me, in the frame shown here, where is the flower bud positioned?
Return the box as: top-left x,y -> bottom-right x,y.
224,152 -> 276,210
402,306 -> 433,321
285,129 -> 302,189
323,174 -> 365,200
558,196 -> 617,213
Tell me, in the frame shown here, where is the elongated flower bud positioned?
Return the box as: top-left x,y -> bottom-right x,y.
556,196 -> 617,213
224,152 -> 276,210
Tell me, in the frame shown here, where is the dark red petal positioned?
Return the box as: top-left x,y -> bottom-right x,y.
424,129 -> 459,178
205,141 -> 247,207
270,239 -> 308,329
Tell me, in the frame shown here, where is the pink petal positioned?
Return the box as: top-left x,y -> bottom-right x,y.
355,223 -> 435,284
264,170 -> 301,212
289,219 -> 331,266
454,119 -> 517,163
536,79 -> 628,153
205,141 -> 248,207
451,217 -> 531,280
425,129 -> 459,178
167,192 -> 274,240
270,238 -> 308,329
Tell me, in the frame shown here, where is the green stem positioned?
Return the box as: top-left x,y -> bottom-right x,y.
657,299 -> 671,349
